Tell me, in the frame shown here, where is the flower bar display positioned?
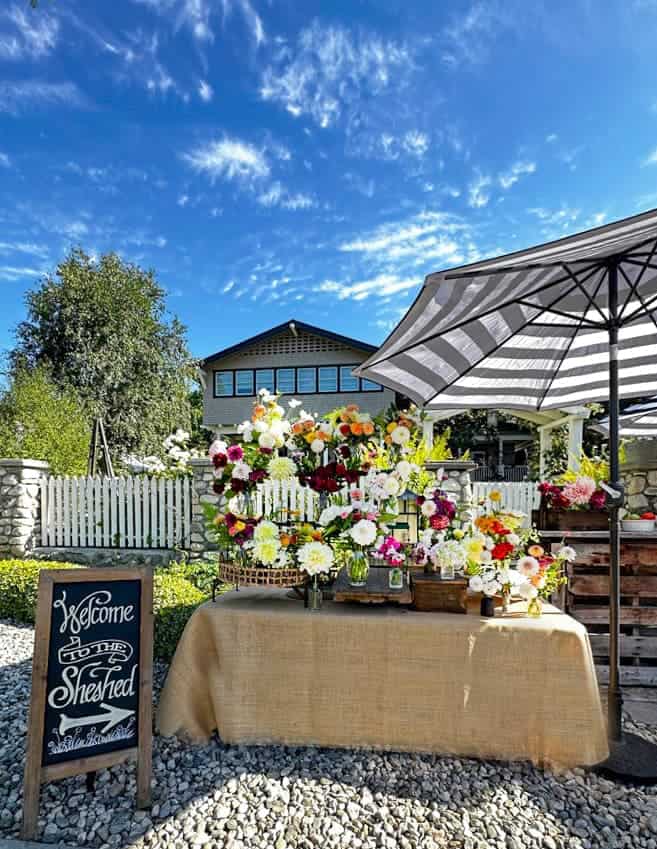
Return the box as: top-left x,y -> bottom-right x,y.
536,475 -> 608,531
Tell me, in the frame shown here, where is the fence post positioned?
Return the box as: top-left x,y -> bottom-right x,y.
0,459 -> 50,558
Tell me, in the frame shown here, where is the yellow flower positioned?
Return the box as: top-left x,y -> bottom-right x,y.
465,538 -> 485,562
453,529 -> 465,539
489,490 -> 502,503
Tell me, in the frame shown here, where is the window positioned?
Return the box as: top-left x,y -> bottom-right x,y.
235,370 -> 254,396
361,378 -> 382,392
214,371 -> 234,397
255,368 -> 275,394
276,368 -> 295,394
297,367 -> 316,394
318,366 -> 338,393
340,366 -> 359,392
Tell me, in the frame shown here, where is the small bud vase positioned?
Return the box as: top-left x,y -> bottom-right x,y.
480,596 -> 495,618
347,550 -> 369,587
502,590 -> 511,614
527,596 -> 543,618
308,575 -> 322,612
389,567 -> 403,589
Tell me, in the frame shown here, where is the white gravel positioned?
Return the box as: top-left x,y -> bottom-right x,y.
2,619 -> 657,849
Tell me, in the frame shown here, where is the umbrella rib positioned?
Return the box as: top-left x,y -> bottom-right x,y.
363,263 -> 603,372
561,263 -> 609,325
618,264 -> 657,336
622,288 -> 657,324
619,240 -> 657,320
421,277 -> 590,406
535,270 -> 607,411
515,300 -> 603,329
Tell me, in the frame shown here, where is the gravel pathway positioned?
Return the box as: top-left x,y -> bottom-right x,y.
2,620 -> 657,849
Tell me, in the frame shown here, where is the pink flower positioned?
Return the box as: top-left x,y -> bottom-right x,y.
562,476 -> 596,506
340,510 -> 350,519
366,512 -> 377,521
590,489 -> 606,510
350,489 -> 362,500
227,444 -> 244,462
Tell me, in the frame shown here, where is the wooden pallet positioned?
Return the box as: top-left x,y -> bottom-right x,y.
565,541 -> 657,687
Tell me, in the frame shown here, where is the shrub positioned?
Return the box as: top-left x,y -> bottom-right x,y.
0,560 -> 209,662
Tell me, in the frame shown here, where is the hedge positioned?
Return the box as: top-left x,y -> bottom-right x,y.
0,559 -> 212,661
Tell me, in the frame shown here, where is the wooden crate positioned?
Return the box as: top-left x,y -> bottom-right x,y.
565,541 -> 657,688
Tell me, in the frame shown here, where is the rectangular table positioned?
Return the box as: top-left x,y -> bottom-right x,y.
157,589 -> 608,769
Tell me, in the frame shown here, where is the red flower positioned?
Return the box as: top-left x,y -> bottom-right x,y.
212,480 -> 225,495
590,490 -> 606,510
212,452 -> 228,468
429,515 -> 450,530
339,423 -> 351,436
491,542 -> 514,561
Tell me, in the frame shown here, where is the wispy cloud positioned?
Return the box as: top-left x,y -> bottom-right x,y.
0,3 -> 59,61
528,205 -> 581,236
198,79 -> 213,101
260,21 -> 413,128
319,273 -> 420,302
0,264 -> 45,282
498,160 -> 536,189
0,80 -> 86,115
441,2 -> 511,68
257,182 -> 315,211
643,146 -> 657,166
0,241 -> 49,258
132,0 -> 265,45
467,172 -> 492,207
183,136 -> 270,183
0,152 -> 9,168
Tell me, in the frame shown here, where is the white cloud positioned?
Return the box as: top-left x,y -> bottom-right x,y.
468,172 -> 492,208
319,273 -> 420,302
177,194 -> 189,206
643,146 -> 657,166
183,136 -> 270,183
498,160 -> 536,189
0,264 -> 44,282
257,182 -> 315,210
0,152 -> 9,168
198,79 -> 213,102
546,133 -> 558,143
132,0 -> 265,45
222,280 -> 235,293
441,3 -> 512,68
260,21 -> 413,129
0,81 -> 86,115
402,130 -> 430,157
0,241 -> 48,257
0,4 -> 59,60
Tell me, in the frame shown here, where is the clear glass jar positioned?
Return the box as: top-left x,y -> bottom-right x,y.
347,549 -> 369,587
527,596 -> 543,618
308,575 -> 322,611
389,567 -> 403,589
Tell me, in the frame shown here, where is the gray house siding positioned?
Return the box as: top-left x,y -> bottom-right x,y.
201,325 -> 395,431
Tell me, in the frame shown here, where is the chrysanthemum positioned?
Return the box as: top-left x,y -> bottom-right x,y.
391,425 -> 411,445
517,555 -> 540,576
349,519 -> 378,547
298,541 -> 334,575
253,539 -> 281,565
253,520 -> 279,542
267,455 -> 297,481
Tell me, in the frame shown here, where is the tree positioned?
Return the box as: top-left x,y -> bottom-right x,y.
0,365 -> 90,475
13,249 -> 195,460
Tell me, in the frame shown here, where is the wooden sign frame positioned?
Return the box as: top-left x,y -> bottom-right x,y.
21,567 -> 153,841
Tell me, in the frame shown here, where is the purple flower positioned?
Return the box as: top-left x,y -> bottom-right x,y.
227,444 -> 244,462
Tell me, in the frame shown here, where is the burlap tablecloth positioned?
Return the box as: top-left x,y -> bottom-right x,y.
158,589 -> 608,768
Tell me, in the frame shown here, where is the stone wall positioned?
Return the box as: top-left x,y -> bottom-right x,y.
623,468 -> 657,513
0,459 -> 50,558
189,458 -> 219,559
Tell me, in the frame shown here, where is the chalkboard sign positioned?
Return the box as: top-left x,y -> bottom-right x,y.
22,568 -> 153,841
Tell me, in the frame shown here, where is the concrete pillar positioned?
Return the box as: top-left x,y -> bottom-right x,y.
539,428 -> 552,479
189,458 -> 219,560
567,415 -> 585,472
0,459 -> 50,558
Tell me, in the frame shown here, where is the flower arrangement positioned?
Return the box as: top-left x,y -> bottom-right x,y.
416,482 -> 457,532
538,477 -> 607,512
373,535 -> 406,566
378,408 -> 418,458
297,540 -> 335,576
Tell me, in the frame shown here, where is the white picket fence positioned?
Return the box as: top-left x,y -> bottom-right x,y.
471,481 -> 539,526
40,475 -> 192,549
252,479 -> 321,522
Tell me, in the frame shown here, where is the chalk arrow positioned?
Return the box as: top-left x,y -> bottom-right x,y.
58,703 -> 135,736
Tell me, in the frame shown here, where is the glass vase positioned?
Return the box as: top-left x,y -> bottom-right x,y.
389,567 -> 403,589
347,550 -> 369,587
502,589 -> 511,614
440,563 -> 455,580
527,596 -> 543,618
308,575 -> 322,612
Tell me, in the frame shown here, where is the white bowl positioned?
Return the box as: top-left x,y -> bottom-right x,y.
621,519 -> 655,532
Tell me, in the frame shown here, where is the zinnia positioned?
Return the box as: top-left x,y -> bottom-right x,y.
227,444 -> 244,462
491,542 -> 514,561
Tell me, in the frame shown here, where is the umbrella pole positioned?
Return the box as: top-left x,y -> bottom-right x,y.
607,261 -> 623,743
597,260 -> 657,782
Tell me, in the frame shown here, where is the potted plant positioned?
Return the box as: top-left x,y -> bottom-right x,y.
621,511 -> 656,532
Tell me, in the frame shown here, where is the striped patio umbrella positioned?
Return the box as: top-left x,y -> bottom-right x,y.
596,397 -> 657,437
355,207 -> 657,779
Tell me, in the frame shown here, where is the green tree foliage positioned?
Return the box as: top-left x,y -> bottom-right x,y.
0,365 -> 90,474
13,249 -> 194,460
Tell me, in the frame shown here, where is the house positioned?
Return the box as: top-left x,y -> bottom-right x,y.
200,319 -> 398,434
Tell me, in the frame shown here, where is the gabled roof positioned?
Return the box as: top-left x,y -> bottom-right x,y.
200,319 -> 378,366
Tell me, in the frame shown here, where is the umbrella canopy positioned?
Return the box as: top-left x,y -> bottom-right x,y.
355,208 -> 657,411
596,397 -> 657,437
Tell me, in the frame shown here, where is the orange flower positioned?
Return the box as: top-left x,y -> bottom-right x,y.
350,422 -> 364,436
346,404 -> 359,413
363,422 -> 375,436
252,404 -> 265,419
318,430 -> 332,441
292,422 -> 305,435
311,529 -> 323,541
528,544 -> 544,558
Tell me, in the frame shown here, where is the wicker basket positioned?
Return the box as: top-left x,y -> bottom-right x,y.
411,573 -> 468,613
217,561 -> 307,588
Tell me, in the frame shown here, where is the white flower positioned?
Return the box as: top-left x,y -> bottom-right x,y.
507,533 -> 520,546
482,580 -> 501,597
349,519 -> 378,547
517,555 -> 539,577
267,456 -> 297,481
469,575 -> 484,593
298,541 -> 334,575
484,536 -> 495,550
254,521 -> 279,542
208,439 -> 228,458
480,550 -> 492,564
384,476 -> 401,496
241,425 -> 254,443
258,432 -> 276,450
559,545 -> 577,561
391,425 -> 411,445
253,539 -> 281,565
395,460 -> 412,480
310,439 -> 325,454
421,500 -> 437,517
518,581 -> 538,600
253,419 -> 268,433
231,461 -> 252,481
419,529 -> 434,547
318,420 -> 333,435
319,505 -> 342,526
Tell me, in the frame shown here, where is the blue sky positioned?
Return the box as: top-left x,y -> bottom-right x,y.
3,0 -> 657,362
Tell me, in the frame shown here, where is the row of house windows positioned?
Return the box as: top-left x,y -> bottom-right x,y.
213,365 -> 383,398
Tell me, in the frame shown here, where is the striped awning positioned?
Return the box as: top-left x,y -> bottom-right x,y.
596,398 -> 657,438
355,208 -> 657,411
